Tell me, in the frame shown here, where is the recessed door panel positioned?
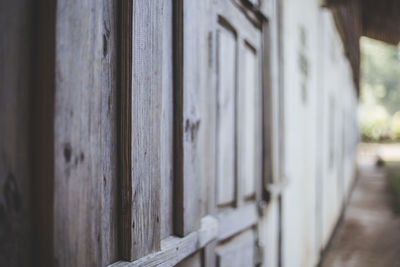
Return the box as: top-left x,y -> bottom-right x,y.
238,42 -> 259,200
216,230 -> 255,267
216,23 -> 237,207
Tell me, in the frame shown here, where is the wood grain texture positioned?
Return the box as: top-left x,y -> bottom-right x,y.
101,0 -> 119,263
0,1 -> 33,265
121,0 -> 163,261
53,0 -> 119,265
109,216 -> 217,267
173,0 -> 202,237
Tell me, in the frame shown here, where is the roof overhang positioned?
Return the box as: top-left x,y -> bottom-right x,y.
362,0 -> 400,45
321,0 -> 400,96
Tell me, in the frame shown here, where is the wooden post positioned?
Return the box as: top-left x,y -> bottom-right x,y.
121,0 -> 163,261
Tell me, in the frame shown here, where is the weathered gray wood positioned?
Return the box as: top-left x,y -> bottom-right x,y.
217,204 -> 258,240
206,2 -> 265,266
101,0 -> 119,264
214,0 -> 262,208
173,0 -> 202,237
216,22 -> 237,207
121,0 -> 163,261
216,230 -> 255,267
161,0 -> 174,240
0,1 -> 33,266
52,0 -> 119,265
200,2 -> 219,266
109,216 -> 218,267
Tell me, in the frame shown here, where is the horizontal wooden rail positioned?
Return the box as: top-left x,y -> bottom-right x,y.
109,216 -> 218,267
217,204 -> 258,241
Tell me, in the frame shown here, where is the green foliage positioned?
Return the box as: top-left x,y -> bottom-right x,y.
359,105 -> 389,140
390,112 -> 400,139
360,37 -> 400,141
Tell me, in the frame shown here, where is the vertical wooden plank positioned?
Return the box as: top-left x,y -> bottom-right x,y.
101,0 -> 119,264
161,0 -> 174,240
173,0 -> 202,237
202,3 -> 218,265
216,24 -> 237,207
0,1 -> 33,266
52,0 -> 119,265
121,0 -> 163,261
261,19 -> 274,199
54,0 -> 104,264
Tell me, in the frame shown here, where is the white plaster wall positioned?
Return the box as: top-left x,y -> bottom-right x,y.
280,0 -> 319,266
318,10 -> 358,250
278,1 -> 359,267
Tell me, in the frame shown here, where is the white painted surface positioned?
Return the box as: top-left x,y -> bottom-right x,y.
277,0 -> 358,267
216,26 -> 237,206
239,44 -> 258,199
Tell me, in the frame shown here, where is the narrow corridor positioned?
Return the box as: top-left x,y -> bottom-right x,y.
321,154 -> 400,267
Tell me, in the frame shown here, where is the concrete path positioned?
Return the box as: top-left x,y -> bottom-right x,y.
321,163 -> 400,267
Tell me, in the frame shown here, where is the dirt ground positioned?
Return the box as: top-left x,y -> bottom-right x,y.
321,144 -> 400,267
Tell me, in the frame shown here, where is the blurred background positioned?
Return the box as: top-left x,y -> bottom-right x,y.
358,37 -> 400,197
359,37 -> 400,143
322,37 -> 400,267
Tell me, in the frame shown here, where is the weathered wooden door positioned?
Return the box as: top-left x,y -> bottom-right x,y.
115,0 -> 270,266
211,1 -> 264,266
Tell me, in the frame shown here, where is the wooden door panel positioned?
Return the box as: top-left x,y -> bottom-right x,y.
214,1 -> 262,208
238,41 -> 260,200
108,0 -> 271,266
216,22 -> 237,207
216,230 -> 256,267
212,1 -> 263,266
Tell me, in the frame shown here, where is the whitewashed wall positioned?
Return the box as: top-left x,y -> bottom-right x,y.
269,0 -> 359,267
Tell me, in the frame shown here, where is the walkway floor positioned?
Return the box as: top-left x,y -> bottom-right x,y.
321,162 -> 400,267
